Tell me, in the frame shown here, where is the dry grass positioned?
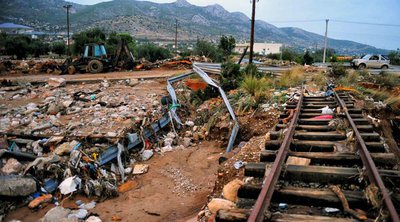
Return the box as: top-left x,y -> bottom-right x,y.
339,69 -> 360,86
279,66 -> 304,88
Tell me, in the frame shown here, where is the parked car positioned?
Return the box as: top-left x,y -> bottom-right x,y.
351,54 -> 390,70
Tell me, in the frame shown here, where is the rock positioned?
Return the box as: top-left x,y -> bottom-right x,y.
185,131 -> 193,137
41,207 -> 71,222
152,101 -> 160,107
185,121 -> 195,127
0,176 -> 37,196
86,216 -> 102,222
91,118 -> 102,127
68,209 -> 88,219
47,78 -> 66,87
129,78 -> 139,87
207,198 -> 236,214
161,145 -> 173,153
164,137 -> 174,147
141,150 -> 154,161
1,158 -> 23,175
183,137 -> 191,148
11,120 -> 19,127
193,125 -> 198,131
62,100 -> 73,108
132,164 -> 149,175
106,132 -> 117,137
222,179 -> 244,203
54,142 -> 73,156
47,103 -> 60,115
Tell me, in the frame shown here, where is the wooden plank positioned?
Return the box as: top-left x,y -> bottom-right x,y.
260,150 -> 397,167
271,213 -> 357,222
286,156 -> 310,166
216,209 -> 250,222
301,108 -> 362,114
244,164 -> 400,184
275,124 -> 373,132
265,140 -> 384,152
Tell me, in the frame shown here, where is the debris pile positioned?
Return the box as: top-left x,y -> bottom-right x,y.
0,59 -> 64,75
0,77 -> 184,219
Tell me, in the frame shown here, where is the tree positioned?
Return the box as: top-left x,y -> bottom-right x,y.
30,39 -> 50,58
302,51 -> 314,65
5,35 -> 31,59
52,41 -> 66,57
218,35 -> 236,58
135,43 -> 171,62
388,51 -> 400,65
194,39 -> 223,62
106,32 -> 135,56
72,28 -> 106,55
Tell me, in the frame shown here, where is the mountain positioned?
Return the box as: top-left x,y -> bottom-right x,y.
0,0 -> 387,54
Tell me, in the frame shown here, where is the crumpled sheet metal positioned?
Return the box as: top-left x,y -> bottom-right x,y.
166,66 -> 239,152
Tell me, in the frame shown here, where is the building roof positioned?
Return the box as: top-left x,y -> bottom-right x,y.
0,23 -> 33,29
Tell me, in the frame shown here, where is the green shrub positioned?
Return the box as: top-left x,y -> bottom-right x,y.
241,75 -> 269,96
51,42 -> 66,57
302,51 -> 314,65
243,63 -> 262,78
220,62 -> 242,91
194,39 -> 223,62
135,43 -> 171,62
375,72 -> 400,89
331,63 -> 348,76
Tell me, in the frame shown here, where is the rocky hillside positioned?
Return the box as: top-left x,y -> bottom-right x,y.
0,0 -> 387,54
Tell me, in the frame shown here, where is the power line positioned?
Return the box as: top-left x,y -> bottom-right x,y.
331,19 -> 400,27
267,19 -> 324,23
268,19 -> 400,27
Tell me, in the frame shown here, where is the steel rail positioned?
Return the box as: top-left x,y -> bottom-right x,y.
248,85 -> 304,222
334,91 -> 400,222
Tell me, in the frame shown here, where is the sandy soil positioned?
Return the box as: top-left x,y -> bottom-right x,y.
4,141 -> 223,222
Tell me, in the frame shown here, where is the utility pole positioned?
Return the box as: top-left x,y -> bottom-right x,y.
63,4 -> 72,56
323,19 -> 329,64
249,0 -> 258,64
174,18 -> 178,52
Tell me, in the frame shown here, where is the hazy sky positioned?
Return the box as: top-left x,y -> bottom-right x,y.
68,0 -> 400,50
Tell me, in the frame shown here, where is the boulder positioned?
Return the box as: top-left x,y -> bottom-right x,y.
1,158 -> 23,175
47,78 -> 66,87
0,176 -> 37,196
41,207 -> 71,222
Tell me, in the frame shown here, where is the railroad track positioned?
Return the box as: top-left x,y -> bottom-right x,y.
216,86 -> 400,222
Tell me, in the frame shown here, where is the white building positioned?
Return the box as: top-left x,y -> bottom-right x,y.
235,42 -> 282,55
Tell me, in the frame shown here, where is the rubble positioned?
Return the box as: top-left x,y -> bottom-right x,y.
47,78 -> 66,88
41,206 -> 71,222
1,158 -> 23,175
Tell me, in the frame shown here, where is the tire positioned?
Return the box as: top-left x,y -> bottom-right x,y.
358,63 -> 366,70
381,65 -> 388,70
67,65 -> 76,75
88,60 -> 104,74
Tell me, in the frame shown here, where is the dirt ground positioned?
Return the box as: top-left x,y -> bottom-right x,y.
4,141 -> 223,222
1,68 -> 189,82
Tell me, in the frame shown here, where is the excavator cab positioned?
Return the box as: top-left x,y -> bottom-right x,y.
83,43 -> 108,59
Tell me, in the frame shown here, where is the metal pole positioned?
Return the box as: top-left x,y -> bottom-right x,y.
323,19 -> 329,64
249,0 -> 257,64
175,18 -> 178,52
63,4 -> 72,56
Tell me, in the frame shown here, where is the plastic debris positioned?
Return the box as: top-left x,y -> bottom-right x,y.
319,106 -> 334,114
233,161 -> 244,170
278,203 -> 288,210
68,209 -> 88,219
58,176 -> 82,195
323,207 -> 340,213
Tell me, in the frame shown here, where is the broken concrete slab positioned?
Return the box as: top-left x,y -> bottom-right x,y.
47,78 -> 66,88
0,176 -> 37,196
40,206 -> 71,222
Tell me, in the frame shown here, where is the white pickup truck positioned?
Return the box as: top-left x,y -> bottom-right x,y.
351,54 -> 390,70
